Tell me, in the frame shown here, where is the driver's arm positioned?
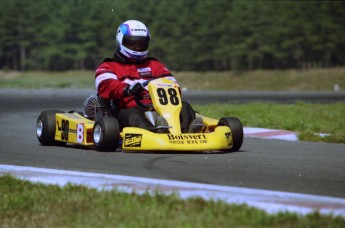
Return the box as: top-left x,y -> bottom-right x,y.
95,63 -> 128,100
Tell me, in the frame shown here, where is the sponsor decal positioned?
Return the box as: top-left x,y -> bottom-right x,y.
138,67 -> 152,76
137,67 -> 151,73
156,83 -> 173,87
124,134 -> 142,147
77,124 -> 84,143
131,28 -> 147,32
167,134 -> 207,145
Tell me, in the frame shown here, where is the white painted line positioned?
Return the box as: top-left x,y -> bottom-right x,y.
1,164 -> 344,218
244,127 -> 299,141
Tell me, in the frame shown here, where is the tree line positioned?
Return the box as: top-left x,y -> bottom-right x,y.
1,0 -> 344,71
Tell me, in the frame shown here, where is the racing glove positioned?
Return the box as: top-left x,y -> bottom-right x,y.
123,82 -> 144,97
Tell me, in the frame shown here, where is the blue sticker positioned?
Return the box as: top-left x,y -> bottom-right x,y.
120,24 -> 131,35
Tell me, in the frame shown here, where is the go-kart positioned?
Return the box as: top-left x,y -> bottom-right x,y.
36,77 -> 243,152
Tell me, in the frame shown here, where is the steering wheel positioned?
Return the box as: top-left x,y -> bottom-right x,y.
134,79 -> 154,109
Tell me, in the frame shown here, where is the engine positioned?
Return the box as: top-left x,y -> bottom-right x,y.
83,94 -> 108,118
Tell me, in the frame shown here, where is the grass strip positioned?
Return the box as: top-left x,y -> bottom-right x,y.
194,102 -> 345,143
0,71 -> 94,89
1,68 -> 344,91
1,175 -> 344,227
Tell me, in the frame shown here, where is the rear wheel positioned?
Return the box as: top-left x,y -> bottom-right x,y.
218,117 -> 243,152
93,116 -> 120,152
36,110 -> 66,146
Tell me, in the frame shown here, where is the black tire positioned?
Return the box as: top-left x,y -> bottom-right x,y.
93,116 -> 120,152
36,110 -> 66,146
218,117 -> 243,152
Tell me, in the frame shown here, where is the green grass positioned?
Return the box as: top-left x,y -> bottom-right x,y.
1,68 -> 344,91
0,71 -> 95,88
1,175 -> 344,227
174,68 -> 345,91
194,102 -> 345,143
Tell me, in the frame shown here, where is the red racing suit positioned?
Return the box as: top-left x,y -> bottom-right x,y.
95,57 -> 177,108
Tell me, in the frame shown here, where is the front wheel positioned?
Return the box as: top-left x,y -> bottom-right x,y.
36,110 -> 66,146
218,117 -> 243,152
93,116 -> 120,152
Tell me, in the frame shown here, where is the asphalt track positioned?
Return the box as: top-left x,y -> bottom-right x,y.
0,89 -> 344,198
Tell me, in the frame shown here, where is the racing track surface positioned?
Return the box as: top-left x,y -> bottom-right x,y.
0,89 -> 344,198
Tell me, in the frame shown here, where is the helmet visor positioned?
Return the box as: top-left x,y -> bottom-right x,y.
123,35 -> 150,52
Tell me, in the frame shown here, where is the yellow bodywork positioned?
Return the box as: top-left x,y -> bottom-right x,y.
54,112 -> 94,146
148,78 -> 182,134
121,78 -> 234,151
121,126 -> 232,151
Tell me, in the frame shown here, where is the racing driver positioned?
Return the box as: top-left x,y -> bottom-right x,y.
95,20 -> 203,133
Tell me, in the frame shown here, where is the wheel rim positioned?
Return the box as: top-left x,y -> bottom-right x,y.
36,119 -> 43,137
93,124 -> 102,144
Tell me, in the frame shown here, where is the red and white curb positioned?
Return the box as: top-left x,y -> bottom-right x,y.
244,127 -> 299,141
1,164 -> 344,218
